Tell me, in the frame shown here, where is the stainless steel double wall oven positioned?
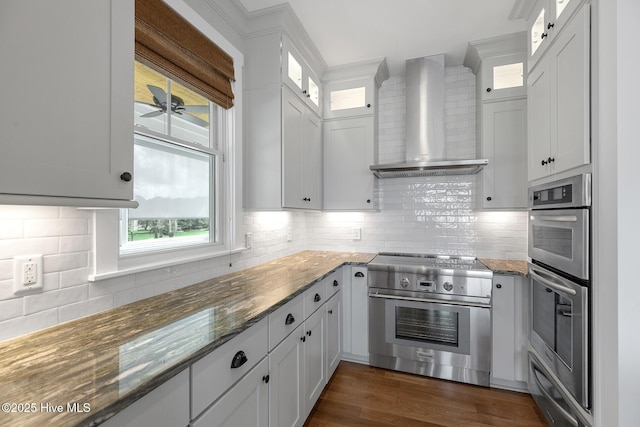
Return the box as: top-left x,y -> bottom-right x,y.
527,173 -> 592,427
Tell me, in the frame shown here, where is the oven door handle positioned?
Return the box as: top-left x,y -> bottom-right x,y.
530,214 -> 578,222
531,362 -> 579,427
529,267 -> 577,296
368,292 -> 491,309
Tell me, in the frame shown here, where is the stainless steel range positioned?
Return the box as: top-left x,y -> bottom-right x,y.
368,252 -> 493,386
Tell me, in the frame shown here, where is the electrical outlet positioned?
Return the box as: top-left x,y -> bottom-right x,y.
13,255 -> 43,295
245,232 -> 253,249
286,227 -> 292,242
352,228 -> 361,240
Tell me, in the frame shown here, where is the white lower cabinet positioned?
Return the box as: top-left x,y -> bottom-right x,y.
102,370 -> 189,427
192,358 -> 269,427
303,307 -> 326,418
325,291 -> 342,379
269,323 -> 305,427
490,275 -> 529,392
341,266 -> 369,363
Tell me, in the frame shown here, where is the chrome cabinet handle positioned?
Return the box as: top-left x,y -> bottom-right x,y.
531,362 -> 579,427
529,267 -> 577,296
529,215 -> 578,222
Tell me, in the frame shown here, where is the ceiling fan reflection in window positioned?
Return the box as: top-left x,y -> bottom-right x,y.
139,84 -> 209,127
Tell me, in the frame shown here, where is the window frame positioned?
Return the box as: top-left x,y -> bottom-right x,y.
91,0 -> 244,281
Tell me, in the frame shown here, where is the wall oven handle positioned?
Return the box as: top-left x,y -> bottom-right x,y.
529,215 -> 578,222
529,267 -> 577,296
368,292 -> 491,309
531,363 -> 579,427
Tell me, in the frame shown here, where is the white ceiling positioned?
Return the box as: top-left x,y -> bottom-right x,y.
236,0 -> 527,75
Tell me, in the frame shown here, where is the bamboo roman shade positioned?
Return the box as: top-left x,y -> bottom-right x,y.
135,0 -> 235,109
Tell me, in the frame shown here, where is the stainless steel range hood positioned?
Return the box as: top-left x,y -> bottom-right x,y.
370,55 -> 488,178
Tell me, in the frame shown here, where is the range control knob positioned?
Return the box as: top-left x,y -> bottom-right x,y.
443,282 -> 454,292
400,277 -> 410,288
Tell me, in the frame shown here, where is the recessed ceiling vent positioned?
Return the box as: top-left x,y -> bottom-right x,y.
370,54 -> 488,178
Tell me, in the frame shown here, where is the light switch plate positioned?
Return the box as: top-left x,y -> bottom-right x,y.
352,228 -> 361,240
13,255 -> 43,295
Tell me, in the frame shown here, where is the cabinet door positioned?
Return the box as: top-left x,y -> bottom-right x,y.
350,267 -> 369,360
482,99 -> 527,209
303,306 -> 326,418
102,370 -> 189,427
527,63 -> 551,181
323,78 -> 375,119
0,0 -> 134,204
303,111 -> 322,210
550,4 -> 590,175
282,89 -> 306,209
193,358 -> 269,427
490,276 -> 529,390
527,0 -> 549,71
323,117 -> 375,210
481,53 -> 526,101
325,292 -> 342,379
269,325 -> 305,427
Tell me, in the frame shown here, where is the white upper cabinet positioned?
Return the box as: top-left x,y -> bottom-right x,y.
464,33 -> 528,209
322,59 -> 388,211
282,38 -> 322,115
481,53 -> 526,101
527,3 -> 590,181
0,0 -> 135,207
527,0 -> 583,71
244,24 -> 325,210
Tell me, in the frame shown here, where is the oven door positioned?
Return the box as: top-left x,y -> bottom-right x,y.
529,263 -> 589,409
369,292 -> 490,385
528,208 -> 589,280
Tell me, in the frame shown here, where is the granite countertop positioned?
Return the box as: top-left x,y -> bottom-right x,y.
0,250 -> 375,427
480,259 -> 528,276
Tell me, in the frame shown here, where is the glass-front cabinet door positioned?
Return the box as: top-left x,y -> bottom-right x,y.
481,52 -> 526,101
323,77 -> 375,119
282,37 -> 322,116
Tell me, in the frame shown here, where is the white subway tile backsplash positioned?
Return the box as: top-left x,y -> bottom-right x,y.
58,295 -> 114,324
0,308 -> 59,342
24,285 -> 88,315
24,218 -> 89,238
0,299 -> 23,322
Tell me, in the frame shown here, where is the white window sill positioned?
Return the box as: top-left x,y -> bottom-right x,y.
89,247 -> 247,282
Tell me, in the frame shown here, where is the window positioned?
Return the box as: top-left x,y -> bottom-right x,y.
120,62 -> 224,255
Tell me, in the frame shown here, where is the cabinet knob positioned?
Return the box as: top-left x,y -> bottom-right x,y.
548,157 -> 555,163
486,196 -> 492,201
366,199 -> 371,204
333,279 -> 339,287
303,197 -> 310,202
302,90 -> 307,94
328,309 -> 333,314
301,336 -> 306,342
541,32 -> 548,39
541,159 -> 548,166
120,172 -> 132,182
496,284 -> 502,289
314,293 -> 321,303
354,271 -> 365,278
486,88 -> 492,93
547,22 -> 555,30
366,103 -> 371,108
307,330 -> 312,337
262,375 -> 270,384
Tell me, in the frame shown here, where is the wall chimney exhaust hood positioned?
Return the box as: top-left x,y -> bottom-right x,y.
370,55 -> 488,178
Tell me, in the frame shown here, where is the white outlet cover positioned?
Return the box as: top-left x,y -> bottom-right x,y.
13,254 -> 44,295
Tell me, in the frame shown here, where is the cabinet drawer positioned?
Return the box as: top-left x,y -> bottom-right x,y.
191,318 -> 268,418
268,294 -> 304,351
325,269 -> 343,298
303,280 -> 327,319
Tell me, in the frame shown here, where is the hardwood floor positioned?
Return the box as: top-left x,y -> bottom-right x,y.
304,362 -> 549,427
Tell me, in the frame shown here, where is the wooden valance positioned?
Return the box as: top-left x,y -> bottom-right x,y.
135,0 -> 235,109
